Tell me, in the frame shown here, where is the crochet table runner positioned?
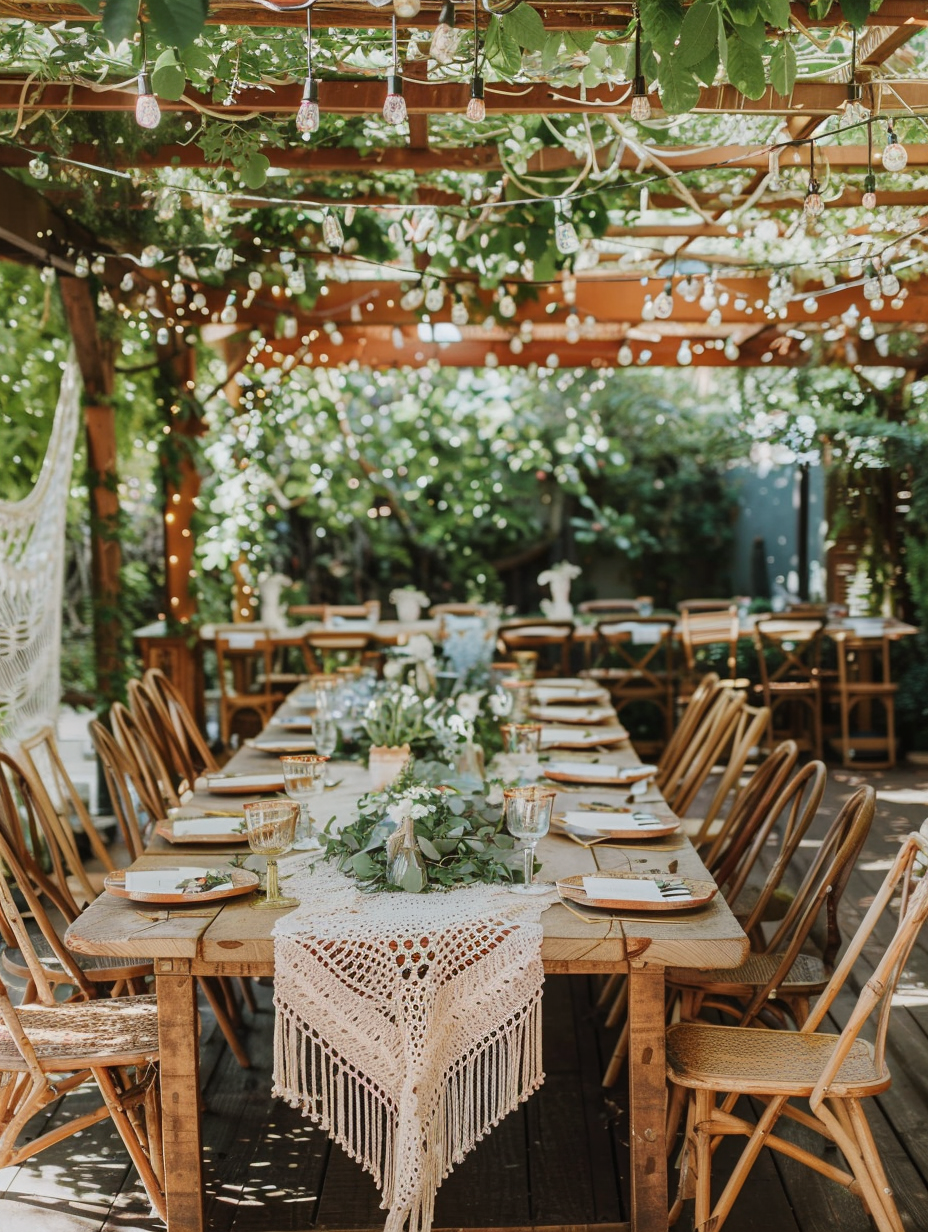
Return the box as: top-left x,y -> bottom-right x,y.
273,861 -> 550,1232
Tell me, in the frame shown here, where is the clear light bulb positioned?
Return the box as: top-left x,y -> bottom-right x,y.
74,255 -> 90,278
97,288 -> 115,311
91,254 -> 106,275
393,0 -> 420,16
498,294 -> 517,318
653,282 -> 673,319
400,287 -> 424,310
724,338 -> 740,361
424,285 -> 445,312
247,270 -> 263,291
861,171 -> 877,211
881,266 -> 900,297
156,327 -> 170,346
296,79 -> 320,134
509,335 -> 523,354
170,279 -> 186,304
676,340 -> 692,366
466,75 -> 486,123
383,75 -> 407,125
630,77 -> 651,123
323,210 -> 344,249
431,0 -> 458,63
640,294 -> 655,322
802,296 -> 818,313
859,317 -> 875,341
287,265 -> 306,294
120,272 -> 134,293
140,244 -> 163,267
842,95 -> 869,128
863,265 -> 881,300
767,146 -> 781,190
215,247 -> 234,272
28,154 -> 49,180
135,72 -> 161,130
882,129 -> 908,171
554,214 -> 580,255
680,276 -> 700,303
804,180 -> 824,217
220,294 -> 238,325
451,299 -> 469,325
617,344 -> 633,366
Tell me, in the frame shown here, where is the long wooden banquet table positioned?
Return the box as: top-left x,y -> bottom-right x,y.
66,693 -> 749,1232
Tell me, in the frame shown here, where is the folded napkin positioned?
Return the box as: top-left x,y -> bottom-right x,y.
532,706 -> 613,723
203,772 -> 285,791
274,715 -> 315,728
563,811 -> 660,833
550,761 -> 623,778
582,876 -> 664,902
254,736 -> 317,750
540,727 -> 622,747
124,867 -> 228,894
172,818 -> 243,837
606,622 -> 663,645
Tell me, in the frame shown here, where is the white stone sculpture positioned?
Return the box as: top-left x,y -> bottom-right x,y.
537,561 -> 581,620
257,572 -> 292,629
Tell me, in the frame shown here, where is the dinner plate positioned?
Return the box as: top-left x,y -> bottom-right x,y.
533,686 -> 606,705
544,761 -> 657,786
246,737 -> 318,755
529,705 -> 616,725
104,867 -> 259,904
555,810 -> 679,840
272,715 -> 316,730
205,771 -> 286,795
155,817 -> 249,845
539,726 -> 629,750
557,871 -> 716,912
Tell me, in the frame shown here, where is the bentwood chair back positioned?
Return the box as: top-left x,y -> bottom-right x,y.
679,606 -> 741,692
111,700 -> 181,815
655,673 -> 720,788
498,621 -> 575,678
0,855 -> 165,1218
659,689 -> 747,820
700,739 -> 799,879
752,616 -> 826,758
215,630 -> 282,748
89,719 -> 151,860
142,667 -> 220,780
578,598 -> 647,616
681,701 -> 771,844
666,806 -> 913,1232
589,616 -> 677,743
0,750 -> 80,924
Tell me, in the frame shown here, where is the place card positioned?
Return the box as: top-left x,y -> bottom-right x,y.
124,867 -> 226,894
563,811 -> 661,833
582,876 -> 664,902
171,818 -> 244,838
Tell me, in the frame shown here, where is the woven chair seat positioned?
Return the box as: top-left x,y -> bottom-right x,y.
2,937 -> 151,982
668,950 -> 826,991
0,994 -> 160,1072
666,1021 -> 887,1098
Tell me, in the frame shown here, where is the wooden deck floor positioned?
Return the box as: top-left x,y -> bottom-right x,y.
3,763 -> 928,1232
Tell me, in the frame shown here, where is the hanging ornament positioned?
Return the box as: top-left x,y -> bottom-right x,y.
323,209 -> 344,250
135,71 -> 161,130
880,265 -> 900,297
247,270 -> 263,291
424,283 -> 445,312
653,279 -> 674,319
296,9 -> 320,134
27,153 -> 49,180
178,254 -> 199,280
140,244 -> 164,267
676,340 -> 692,366
220,292 -> 238,325
630,7 -> 651,122
863,263 -> 881,300
120,272 -> 134,293
431,0 -> 459,63
617,343 -> 633,366
554,201 -> 580,255
881,124 -> 908,171
170,279 -> 186,304
803,142 -> 824,217
97,288 -> 115,311
286,264 -> 307,294
215,246 -> 235,272
383,16 -> 408,125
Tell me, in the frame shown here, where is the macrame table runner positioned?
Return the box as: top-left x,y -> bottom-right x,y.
273,861 -> 551,1232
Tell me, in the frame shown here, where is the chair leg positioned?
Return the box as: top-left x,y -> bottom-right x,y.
238,975 -> 258,1013
91,1065 -> 166,1220
197,976 -> 251,1068
693,1087 -> 714,1229
836,1099 -> 905,1232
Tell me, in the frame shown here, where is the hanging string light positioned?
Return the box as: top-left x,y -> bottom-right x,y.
135,21 -> 161,130
767,144 -> 781,190
841,30 -> 869,128
554,200 -> 580,255
466,0 -> 485,123
296,8 -> 320,134
323,208 -> 344,249
431,0 -> 458,64
803,141 -> 824,217
862,118 -> 877,210
383,15 -> 408,125
881,123 -> 908,171
630,7 -> 651,123
28,152 -> 50,180
653,278 -> 674,319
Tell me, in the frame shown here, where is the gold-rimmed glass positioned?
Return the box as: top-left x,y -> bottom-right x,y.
280,755 -> 330,849
244,799 -> 300,910
503,786 -> 556,895
500,723 -> 543,755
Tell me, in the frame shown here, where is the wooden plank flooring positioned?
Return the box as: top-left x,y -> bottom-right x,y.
4,763 -> 928,1231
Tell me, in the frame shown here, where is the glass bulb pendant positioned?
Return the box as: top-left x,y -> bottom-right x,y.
120,272 -> 134,293
554,204 -> 580,255
881,266 -> 900,297
431,0 -> 458,63
247,270 -> 263,291
842,93 -> 869,129
862,172 -> 877,211
393,0 -> 421,16
724,338 -> 739,361
630,76 -> 651,122
882,128 -> 908,171
135,71 -> 161,130
680,276 -> 700,303
863,265 -> 881,301
97,288 -> 115,311
170,279 -> 186,305
804,178 -> 824,218
424,284 -> 445,312
617,344 -> 633,366
215,247 -> 234,272
676,340 -> 692,366
287,265 -> 306,294
640,294 -> 655,322
467,75 -> 486,123
323,210 -> 344,250
296,78 -> 320,134
28,154 -> 49,180
451,299 -> 469,325
383,74 -> 407,125
653,281 -> 674,319
767,146 -> 781,190
220,293 -> 238,325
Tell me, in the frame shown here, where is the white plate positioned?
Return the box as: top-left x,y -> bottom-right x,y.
533,686 -> 606,705
204,772 -> 286,795
558,811 -> 679,839
544,761 -> 657,786
539,727 -> 629,749
530,705 -> 616,725
247,737 -> 317,754
557,871 -> 716,912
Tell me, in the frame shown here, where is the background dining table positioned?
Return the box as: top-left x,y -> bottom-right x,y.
66,727 -> 748,1232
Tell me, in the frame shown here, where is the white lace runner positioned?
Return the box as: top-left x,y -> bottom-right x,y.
273,861 -> 551,1232
0,358 -> 81,742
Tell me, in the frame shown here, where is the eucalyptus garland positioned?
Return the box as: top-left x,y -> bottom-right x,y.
322,760 -> 523,893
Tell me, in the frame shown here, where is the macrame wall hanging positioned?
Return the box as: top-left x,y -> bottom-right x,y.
0,357 -> 81,742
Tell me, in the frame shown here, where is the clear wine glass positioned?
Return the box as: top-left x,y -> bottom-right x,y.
503,786 -> 556,895
243,799 -> 300,910
280,754 -> 330,849
313,715 -> 339,762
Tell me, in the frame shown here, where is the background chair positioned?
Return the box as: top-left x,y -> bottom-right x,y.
578,598 -> 651,616
826,630 -> 897,768
215,630 -> 284,748
752,616 -> 826,759
497,620 -> 574,677
678,606 -> 742,698
143,667 -> 220,780
677,598 -> 738,613
322,601 -> 380,625
587,615 -> 676,744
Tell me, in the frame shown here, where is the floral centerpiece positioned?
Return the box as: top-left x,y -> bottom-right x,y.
323,761 -> 519,894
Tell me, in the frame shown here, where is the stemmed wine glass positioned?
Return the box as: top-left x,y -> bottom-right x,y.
243,799 -> 300,910
280,754 -> 330,849
313,715 -> 339,765
503,786 -> 556,895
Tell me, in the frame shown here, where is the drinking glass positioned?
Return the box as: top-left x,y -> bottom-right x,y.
503,786 -> 556,895
500,723 -> 543,755
512,650 -> 538,681
502,679 -> 533,723
313,715 -> 339,762
243,799 -> 300,910
280,754 -> 330,848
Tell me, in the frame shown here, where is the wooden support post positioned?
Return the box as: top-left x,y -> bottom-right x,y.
627,963 -> 669,1232
58,276 -> 121,705
157,340 -> 205,626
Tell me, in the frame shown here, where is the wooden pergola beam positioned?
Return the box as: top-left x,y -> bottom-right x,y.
3,77 -> 928,117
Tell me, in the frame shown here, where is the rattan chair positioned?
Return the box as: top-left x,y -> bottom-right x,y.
752,616 -> 826,759
655,674 -> 721,788
111,700 -> 182,815
666,818 -> 921,1232
498,621 -> 575,678
0,859 -> 165,1216
678,701 -> 771,846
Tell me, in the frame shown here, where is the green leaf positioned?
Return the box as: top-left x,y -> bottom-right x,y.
692,44 -> 719,85
769,37 -> 797,97
152,49 -> 186,100
503,2 -> 547,52
757,0 -> 791,27
241,153 -> 269,190
541,32 -> 563,72
145,0 -> 208,49
565,29 -> 597,52
180,45 -> 212,83
657,50 -> 701,113
839,0 -> 870,29
726,28 -> 766,98
100,0 -> 137,45
638,0 -> 684,55
417,835 -> 442,861
678,0 -> 719,67
350,851 -> 379,879
737,14 -> 767,45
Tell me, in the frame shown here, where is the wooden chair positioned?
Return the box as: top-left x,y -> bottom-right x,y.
322,601 -> 381,624
679,606 -> 742,697
497,621 -> 575,678
302,629 -> 374,675
677,598 -> 737,613
15,728 -> 116,906
679,701 -> 771,848
655,674 -> 721,789
111,700 -> 182,815
0,867 -> 165,1218
89,719 -> 153,860
578,598 -> 647,616
587,616 -> 676,743
142,667 -> 220,780
827,630 -> 897,768
752,616 -> 826,759
666,813 -> 918,1232
215,630 -> 283,748
658,690 -> 748,822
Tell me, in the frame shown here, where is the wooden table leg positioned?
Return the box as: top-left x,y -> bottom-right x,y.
156,960 -> 204,1232
627,962 -> 668,1232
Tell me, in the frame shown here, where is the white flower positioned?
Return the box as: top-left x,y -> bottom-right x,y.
406,633 -> 435,662
537,560 -> 582,587
456,691 -> 484,721
488,691 -> 512,718
390,586 -> 429,606
383,659 -> 404,681
486,783 -> 504,806
387,798 -> 414,827
449,714 -> 469,737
